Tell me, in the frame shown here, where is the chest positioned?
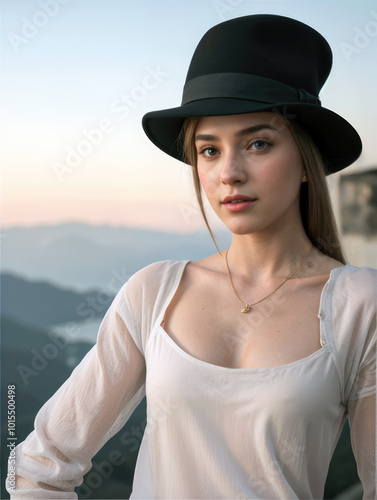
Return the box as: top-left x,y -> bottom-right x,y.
162,273 -> 329,369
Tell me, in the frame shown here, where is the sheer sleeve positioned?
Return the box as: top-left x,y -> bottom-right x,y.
347,300 -> 376,500
328,266 -> 377,499
6,277 -> 147,499
348,394 -> 376,500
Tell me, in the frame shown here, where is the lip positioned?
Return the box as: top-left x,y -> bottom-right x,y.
221,194 -> 257,212
221,194 -> 257,204
223,200 -> 257,212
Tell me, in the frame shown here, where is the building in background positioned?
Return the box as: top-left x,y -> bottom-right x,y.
339,168 -> 377,268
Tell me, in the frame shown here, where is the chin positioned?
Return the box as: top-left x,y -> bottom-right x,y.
222,220 -> 261,236
230,228 -> 258,236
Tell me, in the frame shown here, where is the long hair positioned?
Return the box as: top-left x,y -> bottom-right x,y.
179,114 -> 346,264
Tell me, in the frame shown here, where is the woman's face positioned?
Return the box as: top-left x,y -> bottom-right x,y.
195,112 -> 306,237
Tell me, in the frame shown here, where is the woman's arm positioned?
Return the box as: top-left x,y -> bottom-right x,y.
337,268 -> 377,500
6,294 -> 146,499
347,311 -> 376,500
348,394 -> 376,500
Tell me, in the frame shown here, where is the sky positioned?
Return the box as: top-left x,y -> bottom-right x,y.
2,0 -> 377,233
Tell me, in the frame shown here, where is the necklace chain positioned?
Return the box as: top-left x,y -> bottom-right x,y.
225,245 -> 314,313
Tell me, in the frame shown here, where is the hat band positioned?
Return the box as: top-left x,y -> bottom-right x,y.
182,73 -> 321,106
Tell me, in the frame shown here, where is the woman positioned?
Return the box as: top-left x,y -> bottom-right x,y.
7,14 -> 376,500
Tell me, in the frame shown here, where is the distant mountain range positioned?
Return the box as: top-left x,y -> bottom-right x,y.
1,222 -> 231,290
1,272 -> 110,329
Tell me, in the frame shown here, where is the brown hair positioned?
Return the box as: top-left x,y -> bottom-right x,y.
179,114 -> 346,264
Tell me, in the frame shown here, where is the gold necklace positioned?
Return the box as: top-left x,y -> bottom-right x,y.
225,245 -> 314,313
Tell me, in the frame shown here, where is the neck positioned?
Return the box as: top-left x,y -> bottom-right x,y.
224,231 -> 314,284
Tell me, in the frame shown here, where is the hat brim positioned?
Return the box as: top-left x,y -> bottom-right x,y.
142,99 -> 362,174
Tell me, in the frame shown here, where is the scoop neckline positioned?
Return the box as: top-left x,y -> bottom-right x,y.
149,260 -> 349,374
157,324 -> 330,374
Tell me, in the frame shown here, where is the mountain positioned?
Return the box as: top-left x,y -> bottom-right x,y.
1,222 -> 231,290
1,314 -> 145,500
1,272 -> 113,329
1,315 -> 92,404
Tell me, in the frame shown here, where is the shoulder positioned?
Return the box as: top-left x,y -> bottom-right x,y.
334,263 -> 377,277
328,266 -> 376,402
113,260 -> 190,350
121,259 -> 190,300
128,259 -> 189,283
186,252 -> 226,276
331,264 -> 377,298
327,264 -> 376,329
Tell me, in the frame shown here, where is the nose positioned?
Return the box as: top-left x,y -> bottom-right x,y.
220,150 -> 247,185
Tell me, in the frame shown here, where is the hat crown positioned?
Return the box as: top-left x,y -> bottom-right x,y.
186,14 -> 332,97
142,14 -> 362,172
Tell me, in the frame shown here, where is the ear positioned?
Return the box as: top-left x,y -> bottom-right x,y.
301,171 -> 308,183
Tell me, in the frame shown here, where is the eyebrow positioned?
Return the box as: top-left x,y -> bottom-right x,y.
195,124 -> 278,142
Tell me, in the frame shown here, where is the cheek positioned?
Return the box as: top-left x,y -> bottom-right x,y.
269,147 -> 303,184
197,166 -> 217,197
257,157 -> 302,198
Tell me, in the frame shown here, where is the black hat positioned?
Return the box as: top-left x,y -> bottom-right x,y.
142,14 -> 362,174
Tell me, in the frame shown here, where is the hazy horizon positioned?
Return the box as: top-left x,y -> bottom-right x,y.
2,0 -> 377,232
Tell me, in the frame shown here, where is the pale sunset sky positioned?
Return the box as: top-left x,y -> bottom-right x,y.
2,0 -> 377,233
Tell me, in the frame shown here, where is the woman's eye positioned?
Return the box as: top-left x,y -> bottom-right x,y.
250,140 -> 270,151
200,147 -> 219,158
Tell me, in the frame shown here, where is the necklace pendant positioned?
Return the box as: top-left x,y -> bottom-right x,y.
241,304 -> 251,313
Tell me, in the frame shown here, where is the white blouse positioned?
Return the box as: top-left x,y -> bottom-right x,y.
7,260 -> 377,499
